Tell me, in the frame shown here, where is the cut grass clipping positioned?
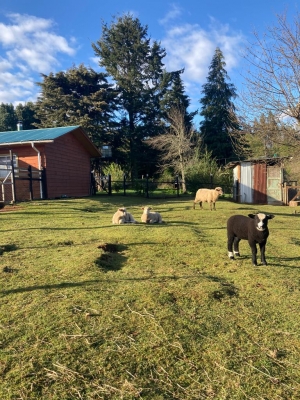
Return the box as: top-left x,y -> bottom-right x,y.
0,196 -> 300,399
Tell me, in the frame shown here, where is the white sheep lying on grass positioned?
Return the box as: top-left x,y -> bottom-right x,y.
193,187 -> 223,211
141,206 -> 163,224
112,208 -> 137,224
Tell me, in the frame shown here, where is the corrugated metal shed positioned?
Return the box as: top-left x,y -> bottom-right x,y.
226,157 -> 291,205
0,126 -> 80,144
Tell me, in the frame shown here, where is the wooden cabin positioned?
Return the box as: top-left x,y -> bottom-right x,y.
0,125 -> 100,202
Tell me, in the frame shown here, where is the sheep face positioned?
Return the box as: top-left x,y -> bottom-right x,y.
249,213 -> 275,232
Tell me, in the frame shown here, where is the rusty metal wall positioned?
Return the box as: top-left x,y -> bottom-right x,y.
253,163 -> 267,204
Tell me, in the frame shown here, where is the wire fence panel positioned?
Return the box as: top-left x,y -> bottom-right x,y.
93,174 -> 233,199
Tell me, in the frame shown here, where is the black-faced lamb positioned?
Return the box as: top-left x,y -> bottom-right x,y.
141,206 -> 163,223
112,208 -> 137,224
193,187 -> 223,211
227,213 -> 275,266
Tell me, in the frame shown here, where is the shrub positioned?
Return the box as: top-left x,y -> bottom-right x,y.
102,163 -> 124,181
185,150 -> 220,194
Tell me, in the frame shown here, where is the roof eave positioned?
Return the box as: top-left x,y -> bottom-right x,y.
0,140 -> 54,147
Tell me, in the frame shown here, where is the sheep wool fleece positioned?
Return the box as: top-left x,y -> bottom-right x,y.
227,213 -> 275,266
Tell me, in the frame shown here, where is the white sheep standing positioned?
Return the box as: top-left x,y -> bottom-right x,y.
141,206 -> 163,224
112,208 -> 137,224
193,187 -> 223,211
227,213 -> 275,266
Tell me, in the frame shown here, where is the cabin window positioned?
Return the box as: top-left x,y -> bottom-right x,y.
101,145 -> 112,158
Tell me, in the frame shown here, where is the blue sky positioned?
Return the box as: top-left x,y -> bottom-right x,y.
0,0 -> 297,116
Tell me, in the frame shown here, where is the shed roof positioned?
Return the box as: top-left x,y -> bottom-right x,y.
225,156 -> 292,169
0,126 -> 101,157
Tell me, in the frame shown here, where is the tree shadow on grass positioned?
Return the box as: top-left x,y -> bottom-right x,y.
1,252 -> 298,297
267,256 -> 300,268
228,255 -> 300,268
0,272 -> 238,297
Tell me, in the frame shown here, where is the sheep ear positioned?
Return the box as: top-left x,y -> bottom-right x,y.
248,214 -> 255,219
267,214 -> 275,219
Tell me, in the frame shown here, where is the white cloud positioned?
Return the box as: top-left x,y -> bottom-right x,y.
0,70 -> 35,104
0,13 -> 77,104
159,4 -> 182,25
161,15 -> 245,111
0,56 -> 12,72
162,19 -> 244,81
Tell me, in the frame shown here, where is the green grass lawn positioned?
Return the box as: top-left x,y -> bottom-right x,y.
0,195 -> 300,399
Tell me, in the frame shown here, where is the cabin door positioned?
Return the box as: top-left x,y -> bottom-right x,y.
267,166 -> 283,205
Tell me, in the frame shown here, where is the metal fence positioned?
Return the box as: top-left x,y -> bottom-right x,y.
93,174 -> 233,199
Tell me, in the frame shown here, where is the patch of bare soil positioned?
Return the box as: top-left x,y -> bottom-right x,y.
0,205 -> 23,212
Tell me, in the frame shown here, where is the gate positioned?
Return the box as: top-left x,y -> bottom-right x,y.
0,163 -> 45,203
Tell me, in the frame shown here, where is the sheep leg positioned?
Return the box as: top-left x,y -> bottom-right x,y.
233,237 -> 241,256
200,201 -> 203,209
259,242 -> 267,265
227,236 -> 235,259
212,202 -> 216,211
193,201 -> 201,209
249,241 -> 258,266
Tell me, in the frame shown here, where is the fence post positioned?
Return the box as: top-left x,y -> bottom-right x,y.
28,165 -> 33,200
41,168 -> 47,199
123,174 -> 126,196
9,150 -> 16,203
145,174 -> 149,198
210,174 -> 213,189
108,174 -> 112,195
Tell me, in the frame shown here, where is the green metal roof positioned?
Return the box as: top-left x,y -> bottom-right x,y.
0,126 -> 80,144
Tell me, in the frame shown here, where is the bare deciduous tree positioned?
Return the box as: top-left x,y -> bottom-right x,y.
242,11 -> 300,147
147,107 -> 199,192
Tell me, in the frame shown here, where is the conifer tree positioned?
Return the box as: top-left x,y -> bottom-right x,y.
92,14 -> 174,178
199,47 -> 240,165
161,70 -> 197,130
34,64 -> 117,147
0,103 -> 17,131
15,102 -> 39,130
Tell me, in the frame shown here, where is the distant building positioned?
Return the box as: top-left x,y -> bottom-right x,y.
0,125 -> 100,202
227,157 -> 291,205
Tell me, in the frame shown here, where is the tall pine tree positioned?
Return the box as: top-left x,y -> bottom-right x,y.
199,47 -> 240,165
92,14 -> 174,178
161,70 -> 197,130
